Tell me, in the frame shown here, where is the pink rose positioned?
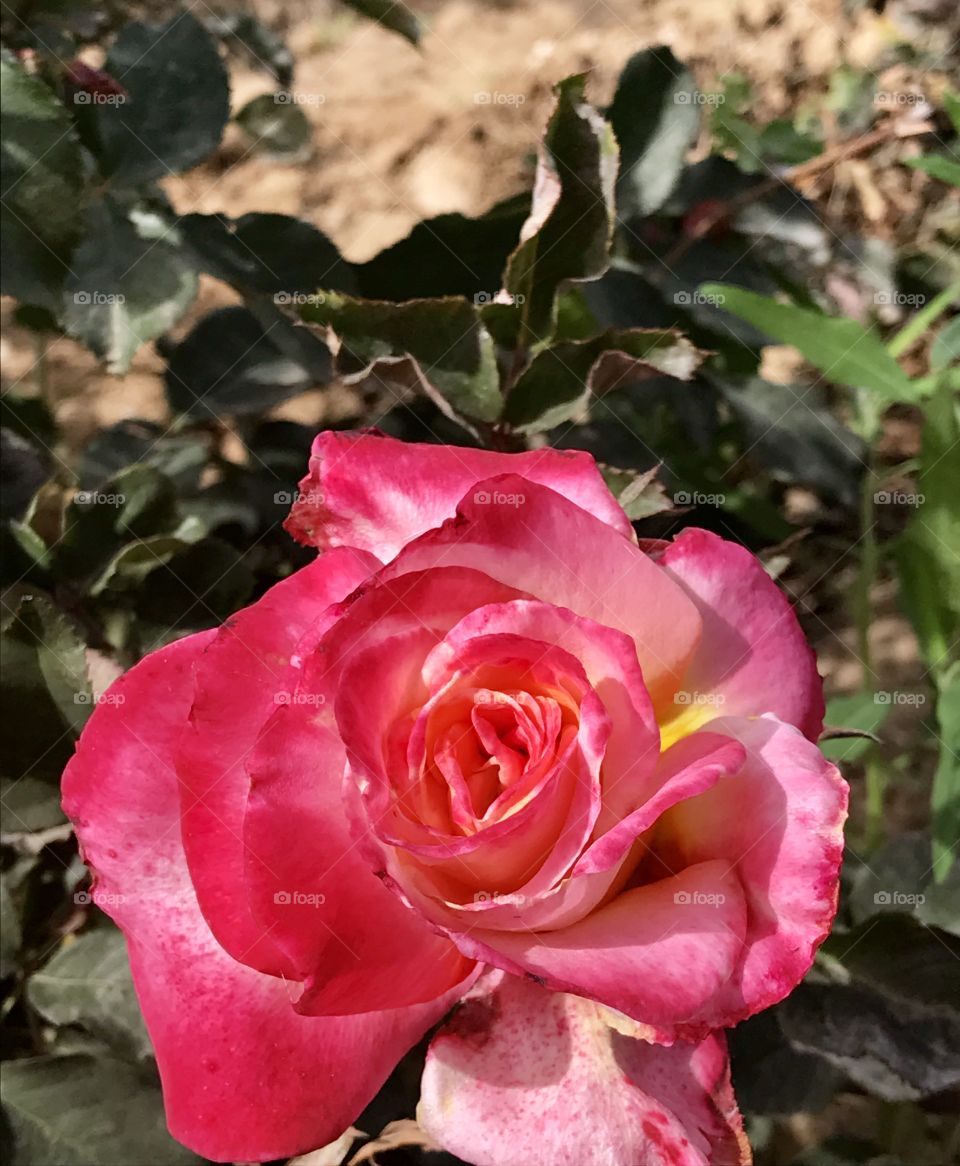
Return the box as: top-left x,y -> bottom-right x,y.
62,431 -> 846,1166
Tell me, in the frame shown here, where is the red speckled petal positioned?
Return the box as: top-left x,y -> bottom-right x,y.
419,970 -> 751,1166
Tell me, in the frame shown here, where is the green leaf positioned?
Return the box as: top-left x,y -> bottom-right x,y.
930,315 -> 960,373
205,12 -> 294,87
700,283 -> 917,403
0,53 -> 87,309
0,869 -> 22,979
356,194 -> 529,302
905,155 -> 960,187
15,595 -> 92,735
505,75 -> 618,345
503,328 -> 703,432
180,212 -> 355,297
712,375 -> 865,510
234,93 -> 312,159
944,90 -> 960,135
1,1055 -> 205,1165
89,517 -> 205,596
302,293 -> 501,423
96,12 -> 230,185
895,388 -> 960,673
599,465 -> 676,521
62,197 -> 197,374
164,305 -> 332,418
607,46 -> 700,218
28,929 -> 152,1061
931,664 -> 960,883
820,692 -> 890,763
341,0 -> 421,46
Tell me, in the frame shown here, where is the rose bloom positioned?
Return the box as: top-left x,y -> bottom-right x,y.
63,432 -> 846,1166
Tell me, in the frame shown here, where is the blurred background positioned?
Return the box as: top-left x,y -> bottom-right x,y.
1,0 -> 958,1164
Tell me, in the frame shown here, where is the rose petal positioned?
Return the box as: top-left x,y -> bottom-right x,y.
650,714 -> 847,1032
62,634 -> 459,1163
284,429 -> 636,558
176,548 -> 377,976
244,692 -> 474,1016
381,476 -> 703,708
419,970 -> 750,1166
657,529 -> 824,741
455,862 -> 747,1034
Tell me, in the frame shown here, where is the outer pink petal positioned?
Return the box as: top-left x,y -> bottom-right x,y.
652,714 -> 847,1033
244,693 -> 474,1016
175,548 -> 376,976
419,970 -> 751,1166
658,528 -> 824,740
284,429 -> 636,558
61,635 -> 460,1163
380,476 -> 703,708
455,862 -> 747,1034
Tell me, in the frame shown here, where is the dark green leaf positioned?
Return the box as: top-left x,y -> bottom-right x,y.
905,155 -> 960,186
180,212 -> 355,297
895,388 -> 960,673
0,53 -> 86,309
607,46 -> 699,218
96,12 -> 230,185
15,595 -> 91,735
135,538 -> 255,635
0,869 -> 22,978
78,423 -> 209,494
27,929 -> 151,1061
1,1055 -> 204,1165
165,305 -> 331,418
931,315 -> 960,373
206,12 -> 294,87
505,75 -> 618,345
780,980 -> 960,1101
234,93 -> 311,159
356,194 -> 529,302
62,196 -> 197,374
931,664 -> 960,883
303,293 -> 501,423
503,328 -> 702,432
700,284 -> 917,403
729,1007 -> 841,1115
712,375 -> 865,509
341,0 -> 421,46
820,693 -> 891,763
89,518 -> 205,596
